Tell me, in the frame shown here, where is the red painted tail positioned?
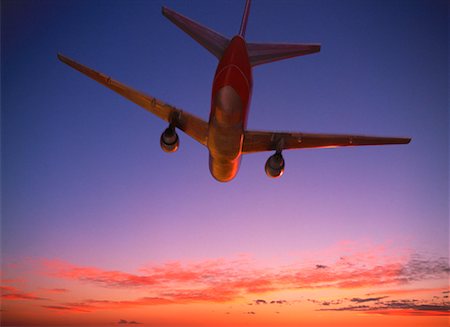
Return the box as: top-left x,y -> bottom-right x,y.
238,0 -> 252,38
163,1 -> 321,66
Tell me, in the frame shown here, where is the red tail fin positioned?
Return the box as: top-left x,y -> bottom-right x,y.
162,7 -> 229,59
238,0 -> 252,38
162,3 -> 320,66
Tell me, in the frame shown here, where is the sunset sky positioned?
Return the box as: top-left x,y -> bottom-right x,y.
2,0 -> 448,326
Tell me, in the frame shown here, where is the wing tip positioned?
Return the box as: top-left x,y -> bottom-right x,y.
57,53 -> 71,65
161,6 -> 169,16
397,137 -> 412,144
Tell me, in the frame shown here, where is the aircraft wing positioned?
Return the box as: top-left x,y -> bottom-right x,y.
242,130 -> 411,153
57,54 -> 209,146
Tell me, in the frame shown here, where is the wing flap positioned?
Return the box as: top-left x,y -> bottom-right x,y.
57,54 -> 208,146
243,130 -> 411,153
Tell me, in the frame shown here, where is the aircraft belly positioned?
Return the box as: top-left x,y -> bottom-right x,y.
208,85 -> 244,182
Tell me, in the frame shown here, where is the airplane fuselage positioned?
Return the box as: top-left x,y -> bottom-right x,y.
208,36 -> 253,182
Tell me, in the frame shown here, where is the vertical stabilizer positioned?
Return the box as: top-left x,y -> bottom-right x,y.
238,0 -> 252,38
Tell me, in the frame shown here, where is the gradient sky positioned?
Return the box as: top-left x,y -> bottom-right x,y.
2,0 -> 449,326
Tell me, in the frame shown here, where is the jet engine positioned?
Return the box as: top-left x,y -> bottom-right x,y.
160,126 -> 179,153
265,152 -> 285,178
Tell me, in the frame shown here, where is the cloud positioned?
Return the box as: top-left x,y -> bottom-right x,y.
367,287 -> 448,296
250,299 -> 288,306
0,286 -> 17,293
43,288 -> 69,294
118,319 -> 142,325
307,298 -> 343,306
379,300 -> 450,312
160,286 -> 238,302
2,293 -> 47,300
350,296 -> 388,303
42,305 -> 91,313
316,297 -> 450,316
1,278 -> 23,284
319,305 -> 370,311
400,254 -> 450,281
42,253 -> 449,300
43,260 -> 160,288
41,296 -> 175,313
366,309 -> 450,317
1,286 -> 48,301
34,245 -> 448,311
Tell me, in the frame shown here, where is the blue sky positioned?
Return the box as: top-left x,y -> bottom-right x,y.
3,0 -> 448,263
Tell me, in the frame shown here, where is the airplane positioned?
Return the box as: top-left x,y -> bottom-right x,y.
58,0 -> 410,182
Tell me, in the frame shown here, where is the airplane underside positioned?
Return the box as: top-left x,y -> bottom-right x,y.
57,0 -> 410,182
208,86 -> 245,182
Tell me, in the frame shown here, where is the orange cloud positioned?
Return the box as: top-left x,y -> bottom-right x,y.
41,297 -> 174,313
41,288 -> 69,294
4,242 -> 448,327
39,250 -> 449,308
42,305 -> 90,313
1,285 -> 47,301
1,286 -> 17,293
43,260 -> 162,288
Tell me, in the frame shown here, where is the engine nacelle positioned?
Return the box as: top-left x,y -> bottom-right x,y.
160,127 -> 179,153
265,152 -> 285,178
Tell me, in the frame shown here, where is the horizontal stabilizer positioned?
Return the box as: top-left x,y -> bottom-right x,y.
247,42 -> 321,66
57,54 -> 209,146
243,130 -> 411,153
162,7 -> 229,59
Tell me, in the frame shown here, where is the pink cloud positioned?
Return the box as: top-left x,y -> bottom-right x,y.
38,248 -> 448,308
1,286 -> 18,293
41,288 -> 69,294
1,285 -> 48,301
42,297 -> 174,313
21,244 -> 446,316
